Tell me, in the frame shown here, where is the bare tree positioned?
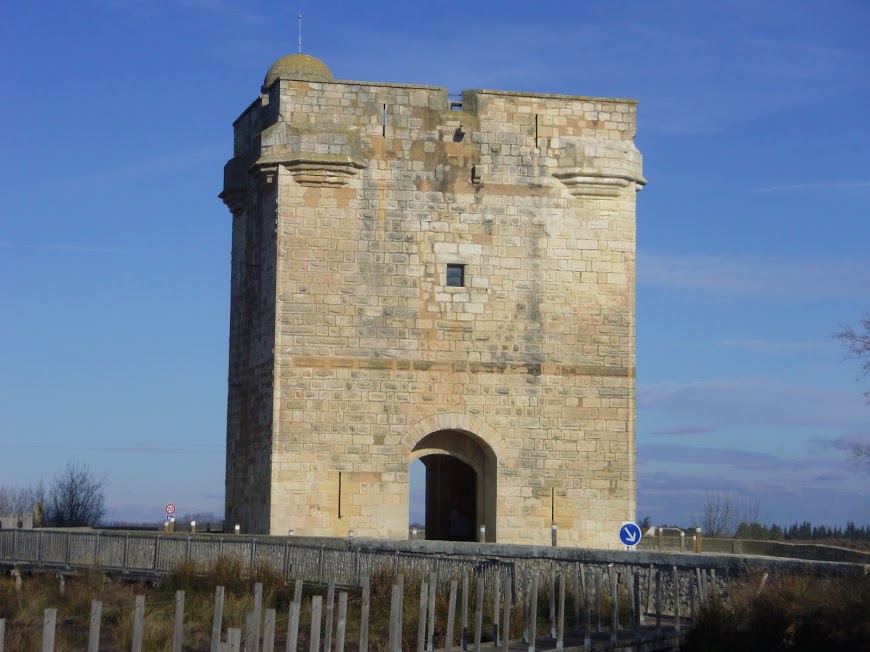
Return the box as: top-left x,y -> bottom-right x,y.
696,491 -> 760,538
834,313 -> 870,469
44,462 -> 108,527
0,482 -> 45,515
849,445 -> 870,473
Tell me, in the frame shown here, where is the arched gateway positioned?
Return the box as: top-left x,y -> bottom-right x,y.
221,52 -> 641,548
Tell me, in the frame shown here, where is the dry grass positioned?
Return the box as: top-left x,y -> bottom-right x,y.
685,571 -> 870,652
0,561 -> 625,651
0,557 -> 296,651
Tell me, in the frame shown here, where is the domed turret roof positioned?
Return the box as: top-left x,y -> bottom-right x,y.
264,54 -> 334,87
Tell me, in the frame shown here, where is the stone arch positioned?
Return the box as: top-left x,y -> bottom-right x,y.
399,413 -> 507,458
401,414 -> 504,542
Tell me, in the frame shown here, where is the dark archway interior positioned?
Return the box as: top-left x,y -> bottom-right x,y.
422,455 -> 477,541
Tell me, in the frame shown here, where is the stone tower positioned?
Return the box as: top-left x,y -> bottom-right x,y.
220,53 -> 644,548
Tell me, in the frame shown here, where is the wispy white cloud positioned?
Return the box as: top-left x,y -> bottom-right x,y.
714,339 -> 824,353
54,145 -> 225,190
648,426 -> 715,436
0,440 -> 222,454
0,242 -> 157,255
757,180 -> 870,192
640,443 -> 788,469
639,253 -> 870,299
639,377 -> 869,430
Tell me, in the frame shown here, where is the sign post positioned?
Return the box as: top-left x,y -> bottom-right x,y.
619,522 -> 642,550
165,504 -> 177,533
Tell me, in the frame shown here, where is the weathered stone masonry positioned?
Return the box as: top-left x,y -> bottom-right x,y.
221,54 -> 645,548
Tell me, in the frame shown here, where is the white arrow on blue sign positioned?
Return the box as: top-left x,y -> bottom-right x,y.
619,522 -> 642,547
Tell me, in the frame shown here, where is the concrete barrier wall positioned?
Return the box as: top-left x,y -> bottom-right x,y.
2,529 -> 866,621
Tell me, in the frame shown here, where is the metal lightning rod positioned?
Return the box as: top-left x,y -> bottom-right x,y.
298,13 -> 303,53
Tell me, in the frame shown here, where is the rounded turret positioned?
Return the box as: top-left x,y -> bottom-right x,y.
263,53 -> 334,88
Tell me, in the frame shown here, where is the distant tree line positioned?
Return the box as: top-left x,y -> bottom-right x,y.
734,520 -> 870,542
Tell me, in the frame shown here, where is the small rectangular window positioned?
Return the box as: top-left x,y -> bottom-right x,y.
446,264 -> 465,287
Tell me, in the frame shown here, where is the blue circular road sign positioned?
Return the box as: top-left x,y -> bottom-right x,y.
619,522 -> 642,547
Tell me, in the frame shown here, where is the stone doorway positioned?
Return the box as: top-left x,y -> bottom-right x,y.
421,455 -> 477,541
410,428 -> 497,542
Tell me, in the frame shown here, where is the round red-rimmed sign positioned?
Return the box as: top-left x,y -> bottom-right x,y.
165,503 -> 176,515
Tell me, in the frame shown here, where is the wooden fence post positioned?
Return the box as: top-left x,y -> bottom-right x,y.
324,579 -> 335,652
445,579 -> 458,652
427,572 -> 437,652
673,567 -> 681,634
474,574 -> 484,652
396,574 -> 405,652
710,570 -> 717,601
42,608 -> 57,652
244,612 -> 256,652
253,582 -> 264,652
388,581 -> 400,652
310,596 -> 323,652
263,609 -> 276,652
132,596 -> 145,652
359,576 -> 370,652
226,627 -> 241,652
173,590 -> 185,652
88,600 -> 102,652
335,592 -> 347,652
417,581 -> 429,652
287,580 -> 303,652
212,586 -> 226,652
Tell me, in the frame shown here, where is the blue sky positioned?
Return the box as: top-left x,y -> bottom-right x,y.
1,0 -> 868,529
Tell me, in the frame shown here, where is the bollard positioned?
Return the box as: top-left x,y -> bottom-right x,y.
695,527 -> 702,553
479,525 -> 486,543
234,524 -> 241,535
680,530 -> 685,552
411,528 -> 417,540
551,523 -> 557,547
288,529 -> 294,536
657,527 -> 663,551
191,521 -> 196,534
348,530 -> 354,538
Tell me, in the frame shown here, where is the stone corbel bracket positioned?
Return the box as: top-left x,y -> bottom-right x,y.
252,153 -> 366,188
551,168 -> 640,198
551,137 -> 646,199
